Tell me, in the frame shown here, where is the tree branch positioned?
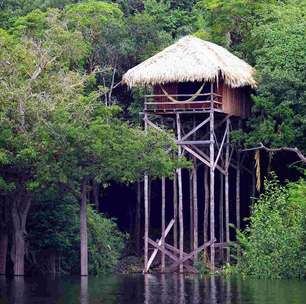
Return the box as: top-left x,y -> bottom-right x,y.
242,143 -> 306,164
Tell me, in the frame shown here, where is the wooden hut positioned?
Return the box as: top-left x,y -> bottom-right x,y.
122,36 -> 256,273
123,35 -> 256,118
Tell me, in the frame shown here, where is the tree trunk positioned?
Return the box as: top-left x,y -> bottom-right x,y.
11,193 -> 31,276
49,251 -> 56,275
80,179 -> 88,276
0,201 -> 8,275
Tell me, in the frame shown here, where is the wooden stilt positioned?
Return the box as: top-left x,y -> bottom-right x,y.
176,113 -> 184,273
192,162 -> 198,262
189,169 -> 193,251
225,118 -> 230,263
136,180 -> 141,255
148,177 -> 151,228
219,172 -> 224,261
209,83 -> 215,270
203,166 -> 209,257
236,152 -> 241,231
161,177 -> 166,272
173,173 -> 178,249
144,114 -> 149,273
236,120 -> 241,232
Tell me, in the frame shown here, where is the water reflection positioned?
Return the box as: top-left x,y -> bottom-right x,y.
0,274 -> 305,304
11,276 -> 25,304
80,276 -> 88,304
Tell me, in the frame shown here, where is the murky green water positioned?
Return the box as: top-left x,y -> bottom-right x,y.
0,274 -> 305,304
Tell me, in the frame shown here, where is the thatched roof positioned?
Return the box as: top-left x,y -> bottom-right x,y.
122,35 -> 256,88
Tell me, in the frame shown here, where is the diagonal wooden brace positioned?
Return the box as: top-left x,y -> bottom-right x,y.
165,239 -> 216,272
148,238 -> 197,273
145,219 -> 175,273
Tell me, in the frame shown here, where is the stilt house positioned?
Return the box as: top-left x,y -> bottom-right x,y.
122,36 -> 256,273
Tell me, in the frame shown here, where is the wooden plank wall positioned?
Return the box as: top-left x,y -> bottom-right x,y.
154,83 -> 178,103
217,81 -> 251,118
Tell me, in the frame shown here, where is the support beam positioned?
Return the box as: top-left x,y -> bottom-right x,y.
203,166 -> 209,259
213,126 -> 228,171
136,180 -> 141,255
181,117 -> 210,141
148,238 -> 197,273
209,83 -> 215,270
177,140 -> 211,145
176,113 -> 184,273
166,239 -> 215,272
236,152 -> 241,231
161,177 -> 166,272
182,145 -> 211,168
173,174 -> 178,250
189,170 -> 193,252
225,118 -> 230,263
190,145 -> 226,175
146,219 -> 175,272
219,173 -> 224,261
192,162 -> 198,262
144,114 -> 149,273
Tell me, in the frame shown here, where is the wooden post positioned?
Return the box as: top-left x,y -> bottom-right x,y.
189,169 -> 193,251
203,166 -> 209,252
236,120 -> 241,232
161,177 -> 166,272
176,113 -> 184,273
148,177 -> 151,228
236,119 -> 241,260
209,83 -> 215,270
225,118 -> 230,263
219,172 -> 224,261
236,152 -> 241,231
144,113 -> 149,272
136,180 -> 141,255
173,173 -> 178,250
192,162 -> 198,262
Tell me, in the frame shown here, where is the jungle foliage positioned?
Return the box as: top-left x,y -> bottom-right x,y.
0,0 -> 305,276
237,175 -> 306,279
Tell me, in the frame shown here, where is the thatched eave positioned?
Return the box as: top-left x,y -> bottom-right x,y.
122,35 -> 256,89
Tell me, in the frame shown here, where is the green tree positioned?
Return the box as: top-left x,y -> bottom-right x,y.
237,175 -> 306,279
244,1 -> 306,153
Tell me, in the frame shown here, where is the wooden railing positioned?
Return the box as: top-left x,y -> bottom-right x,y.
144,93 -> 222,113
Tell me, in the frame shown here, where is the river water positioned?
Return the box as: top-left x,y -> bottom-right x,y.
0,274 -> 305,304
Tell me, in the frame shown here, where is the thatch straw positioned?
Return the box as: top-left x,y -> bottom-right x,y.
122,35 -> 256,88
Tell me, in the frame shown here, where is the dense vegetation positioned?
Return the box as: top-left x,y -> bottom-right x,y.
0,0 -> 305,277
237,175 -> 306,279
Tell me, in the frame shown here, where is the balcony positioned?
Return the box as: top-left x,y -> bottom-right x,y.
144,93 -> 222,114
